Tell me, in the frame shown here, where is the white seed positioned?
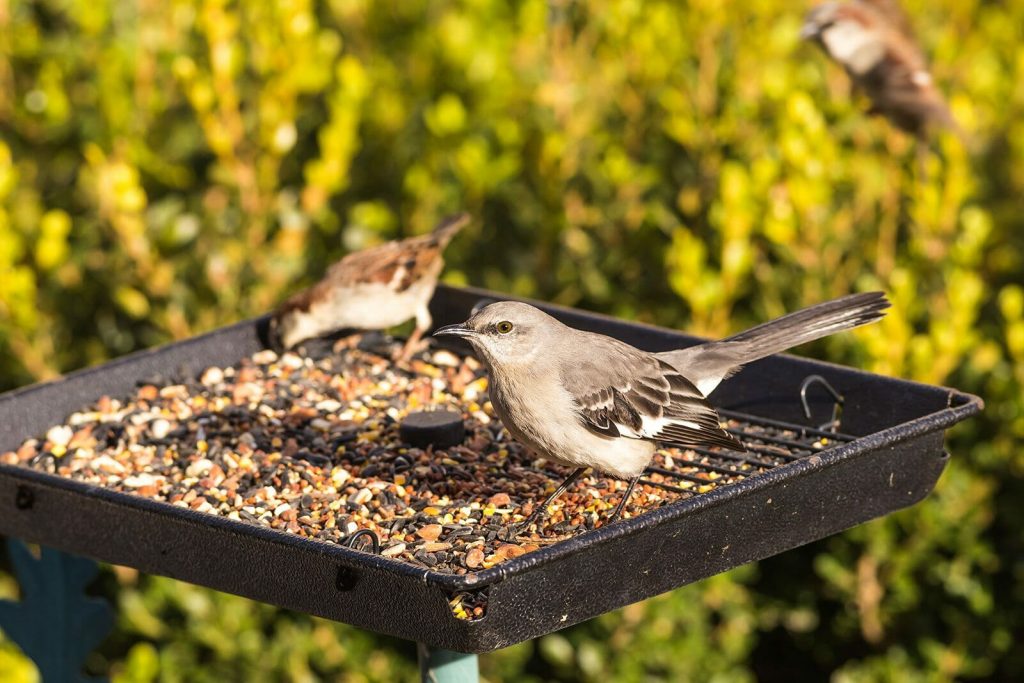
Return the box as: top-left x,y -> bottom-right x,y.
89,455 -> 125,475
331,468 -> 350,486
381,543 -> 407,557
252,349 -> 278,364
200,366 -> 224,386
151,419 -> 171,440
431,350 -> 461,367
46,425 -> 73,447
186,458 -> 213,478
122,474 -> 158,488
280,353 -> 303,370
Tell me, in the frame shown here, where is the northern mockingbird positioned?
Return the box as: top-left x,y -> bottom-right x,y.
801,1 -> 958,139
435,292 -> 889,534
269,213 -> 469,360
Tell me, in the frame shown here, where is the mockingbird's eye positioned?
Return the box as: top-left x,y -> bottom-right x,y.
496,321 -> 514,334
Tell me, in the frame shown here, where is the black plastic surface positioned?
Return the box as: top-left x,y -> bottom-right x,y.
0,285 -> 982,652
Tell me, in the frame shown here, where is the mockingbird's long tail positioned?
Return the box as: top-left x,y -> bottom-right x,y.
657,292 -> 890,396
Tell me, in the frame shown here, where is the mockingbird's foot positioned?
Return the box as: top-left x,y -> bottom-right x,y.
604,475 -> 642,526
502,467 -> 587,540
500,522 -> 528,543
502,507 -> 546,541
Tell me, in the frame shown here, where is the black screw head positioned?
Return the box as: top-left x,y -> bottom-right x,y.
335,566 -> 359,591
15,485 -> 34,510
399,410 -> 465,450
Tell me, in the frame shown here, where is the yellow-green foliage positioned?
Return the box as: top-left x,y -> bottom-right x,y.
1,0 -> 1022,680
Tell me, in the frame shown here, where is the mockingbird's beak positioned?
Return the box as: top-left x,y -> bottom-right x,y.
433,323 -> 478,339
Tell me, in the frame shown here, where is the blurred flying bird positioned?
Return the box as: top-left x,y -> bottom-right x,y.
269,213 -> 469,360
435,292 -> 890,534
801,0 -> 959,138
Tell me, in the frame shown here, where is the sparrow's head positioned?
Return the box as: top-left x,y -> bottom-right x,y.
265,314 -> 286,353
802,2 -> 885,75
801,2 -> 844,41
266,292 -> 316,353
433,301 -> 562,368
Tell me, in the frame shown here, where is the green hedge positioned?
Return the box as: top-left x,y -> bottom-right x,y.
1,0 -> 1022,680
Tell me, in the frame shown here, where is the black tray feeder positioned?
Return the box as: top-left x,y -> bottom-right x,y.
0,285 -> 981,666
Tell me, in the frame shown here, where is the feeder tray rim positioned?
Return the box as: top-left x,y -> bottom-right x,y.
0,390 -> 978,593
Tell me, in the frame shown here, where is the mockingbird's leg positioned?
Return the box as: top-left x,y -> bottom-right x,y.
509,467 -> 587,538
606,474 -> 642,524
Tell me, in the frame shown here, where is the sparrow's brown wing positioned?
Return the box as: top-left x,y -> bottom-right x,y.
327,213 -> 470,292
561,335 -> 745,452
859,0 -> 916,42
273,213 -> 468,321
327,241 -> 423,290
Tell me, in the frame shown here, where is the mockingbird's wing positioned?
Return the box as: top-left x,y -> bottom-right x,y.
560,336 -> 745,452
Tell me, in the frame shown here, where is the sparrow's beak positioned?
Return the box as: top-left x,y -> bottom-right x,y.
799,21 -> 821,40
433,323 -> 479,339
800,4 -> 833,41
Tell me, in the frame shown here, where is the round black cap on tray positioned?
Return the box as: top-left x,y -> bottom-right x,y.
400,410 -> 466,449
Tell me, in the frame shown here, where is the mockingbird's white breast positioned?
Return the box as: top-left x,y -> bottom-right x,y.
488,367 -> 657,480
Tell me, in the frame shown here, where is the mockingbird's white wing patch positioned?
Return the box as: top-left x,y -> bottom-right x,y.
561,341 -> 745,453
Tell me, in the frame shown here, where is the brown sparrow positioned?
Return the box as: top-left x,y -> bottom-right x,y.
269,213 -> 469,360
801,1 -> 958,138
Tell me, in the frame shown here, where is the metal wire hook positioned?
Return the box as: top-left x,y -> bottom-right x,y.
799,374 -> 844,433
344,528 -> 381,555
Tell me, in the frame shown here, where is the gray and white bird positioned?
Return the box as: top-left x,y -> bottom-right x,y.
435,292 -> 889,533
269,213 -> 469,360
801,1 -> 958,139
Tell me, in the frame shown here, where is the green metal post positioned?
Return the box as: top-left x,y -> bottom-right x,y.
0,539 -> 113,683
417,643 -> 479,683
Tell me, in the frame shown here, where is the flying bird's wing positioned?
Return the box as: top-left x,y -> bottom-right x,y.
859,0 -> 916,42
561,335 -> 745,452
863,45 -> 956,133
